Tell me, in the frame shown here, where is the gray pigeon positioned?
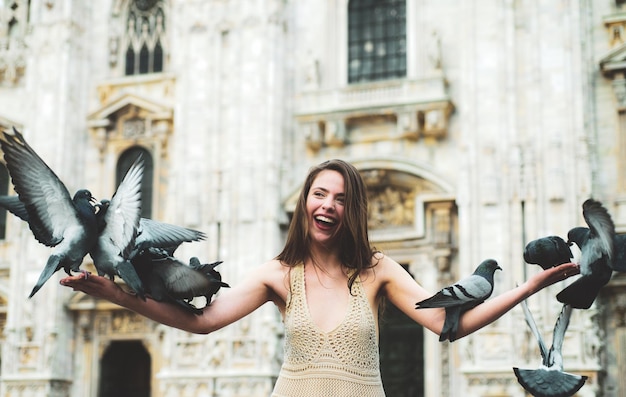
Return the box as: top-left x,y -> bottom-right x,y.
89,155 -> 146,299
415,259 -> 501,342
524,236 -> 572,270
557,199 -> 614,309
513,301 -> 587,397
0,128 -> 99,298
131,247 -> 228,314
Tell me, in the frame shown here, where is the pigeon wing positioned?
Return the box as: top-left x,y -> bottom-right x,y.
582,198 -> 615,260
134,218 -> 206,253
100,156 -> 144,258
151,257 -> 212,299
0,128 -> 81,246
416,274 -> 492,308
520,299 -> 548,363
548,304 -> 572,369
0,195 -> 29,222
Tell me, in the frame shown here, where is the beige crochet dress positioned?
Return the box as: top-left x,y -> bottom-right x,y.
272,263 -> 385,397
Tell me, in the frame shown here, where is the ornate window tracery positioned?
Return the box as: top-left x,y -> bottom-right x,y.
122,0 -> 166,76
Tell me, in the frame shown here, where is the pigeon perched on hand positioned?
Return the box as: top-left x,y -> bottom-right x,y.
556,199 -> 615,309
513,301 -> 587,397
0,128 -> 99,298
524,236 -> 572,270
131,247 -> 229,314
89,155 -> 146,299
415,259 -> 501,342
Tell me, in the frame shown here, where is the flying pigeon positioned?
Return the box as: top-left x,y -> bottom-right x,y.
0,128 -> 99,298
556,199 -> 614,309
131,247 -> 229,314
89,155 -> 146,299
524,236 -> 572,270
513,301 -> 587,397
415,259 -> 502,342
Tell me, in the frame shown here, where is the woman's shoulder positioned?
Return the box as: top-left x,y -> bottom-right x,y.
363,252 -> 405,281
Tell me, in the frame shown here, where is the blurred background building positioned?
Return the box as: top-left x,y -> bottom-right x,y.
0,0 -> 624,396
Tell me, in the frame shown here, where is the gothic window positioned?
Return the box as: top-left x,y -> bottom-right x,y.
117,147 -> 153,219
348,0 -> 406,83
379,264 -> 424,396
98,340 -> 151,397
0,163 -> 8,239
124,0 -> 166,76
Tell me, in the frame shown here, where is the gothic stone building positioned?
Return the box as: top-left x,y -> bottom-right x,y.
0,1 -> 625,396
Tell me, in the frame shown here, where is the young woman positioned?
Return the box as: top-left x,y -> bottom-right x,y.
61,159 -> 578,396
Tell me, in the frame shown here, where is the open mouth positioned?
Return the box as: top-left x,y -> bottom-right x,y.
314,215 -> 336,227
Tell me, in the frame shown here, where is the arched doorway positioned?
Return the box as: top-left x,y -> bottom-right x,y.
98,340 -> 151,397
379,265 -> 424,396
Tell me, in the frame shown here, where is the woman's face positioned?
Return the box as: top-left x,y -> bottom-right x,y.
306,169 -> 345,246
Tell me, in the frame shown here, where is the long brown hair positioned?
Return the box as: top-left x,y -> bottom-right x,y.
276,159 -> 378,290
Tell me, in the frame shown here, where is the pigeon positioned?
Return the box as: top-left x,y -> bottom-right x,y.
415,259 -> 502,342
556,198 -> 615,309
513,301 -> 587,397
89,155 -> 146,299
131,247 -> 229,314
524,236 -> 572,270
0,128 -> 99,298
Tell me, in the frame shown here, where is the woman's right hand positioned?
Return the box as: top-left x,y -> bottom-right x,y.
60,272 -> 128,304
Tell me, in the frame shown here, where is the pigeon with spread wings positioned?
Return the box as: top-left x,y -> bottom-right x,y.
0,128 -> 99,298
89,155 -> 146,299
556,198 -> 615,309
513,301 -> 587,397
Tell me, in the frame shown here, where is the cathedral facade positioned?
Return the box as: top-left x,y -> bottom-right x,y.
0,0 -> 625,396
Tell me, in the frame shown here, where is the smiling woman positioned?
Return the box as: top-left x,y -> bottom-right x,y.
60,158 -> 580,397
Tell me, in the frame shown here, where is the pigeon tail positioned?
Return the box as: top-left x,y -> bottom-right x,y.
117,260 -> 146,300
29,254 -> 62,298
556,274 -> 611,309
513,367 -> 587,397
439,305 -> 462,342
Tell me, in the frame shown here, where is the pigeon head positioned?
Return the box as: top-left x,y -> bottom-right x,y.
566,226 -> 589,248
95,199 -> 111,214
475,259 -> 502,279
73,189 -> 98,205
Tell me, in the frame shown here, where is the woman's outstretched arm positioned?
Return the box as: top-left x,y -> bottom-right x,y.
60,259 -> 287,334
379,255 -> 580,339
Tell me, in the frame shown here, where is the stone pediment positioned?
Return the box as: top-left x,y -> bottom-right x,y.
86,92 -> 174,155
600,42 -> 626,76
87,92 -> 173,128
